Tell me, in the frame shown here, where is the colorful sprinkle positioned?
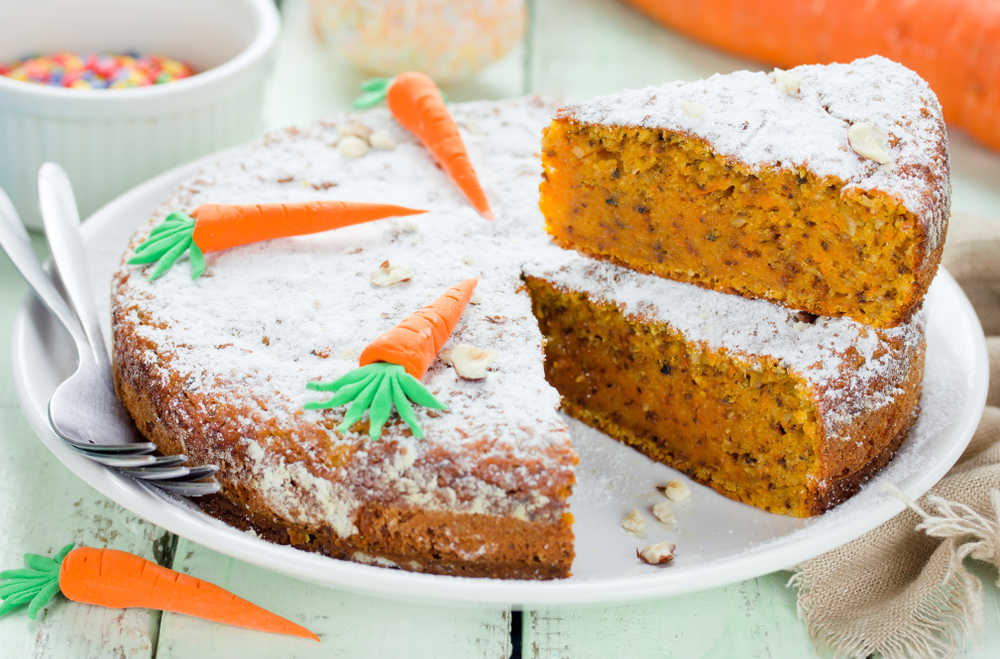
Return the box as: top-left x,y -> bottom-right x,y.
0,51 -> 195,89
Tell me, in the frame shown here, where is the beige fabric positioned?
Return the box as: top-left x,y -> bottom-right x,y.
791,214 -> 1000,659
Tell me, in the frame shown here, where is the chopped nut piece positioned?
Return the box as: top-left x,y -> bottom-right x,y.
848,122 -> 891,164
462,118 -> 486,135
313,299 -> 322,309
371,261 -> 413,287
637,541 -> 676,565
337,123 -> 372,141
338,135 -> 370,159
770,69 -> 802,97
469,293 -> 482,305
680,101 -> 707,118
664,479 -> 692,502
402,219 -> 419,232
449,344 -> 498,380
652,500 -> 676,524
410,235 -> 421,245
340,347 -> 355,359
344,246 -> 363,254
462,255 -> 477,266
621,508 -> 647,533
369,128 -> 396,150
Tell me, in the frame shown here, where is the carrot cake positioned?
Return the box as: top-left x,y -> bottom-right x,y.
112,91 -> 931,578
539,56 -> 950,329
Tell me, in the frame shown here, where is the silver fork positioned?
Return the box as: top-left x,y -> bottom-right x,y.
0,174 -> 217,496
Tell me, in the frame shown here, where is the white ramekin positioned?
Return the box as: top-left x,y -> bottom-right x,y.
0,0 -> 280,228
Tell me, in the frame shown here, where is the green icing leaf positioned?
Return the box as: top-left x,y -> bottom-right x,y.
398,373 -> 447,410
354,77 -> 393,108
189,241 -> 205,280
390,376 -> 423,439
0,544 -> 69,619
367,376 -> 395,439
148,234 -> 193,281
305,362 -> 446,440
128,213 -> 206,280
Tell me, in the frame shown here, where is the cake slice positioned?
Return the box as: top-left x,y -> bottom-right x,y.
539,56 -> 950,329
522,251 -> 925,517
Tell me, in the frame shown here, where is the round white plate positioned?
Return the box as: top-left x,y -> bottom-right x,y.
11,157 -> 989,607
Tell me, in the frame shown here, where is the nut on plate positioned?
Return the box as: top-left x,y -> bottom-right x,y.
652,500 -> 676,524
621,508 -> 647,533
637,541 -> 676,565
662,479 -> 691,502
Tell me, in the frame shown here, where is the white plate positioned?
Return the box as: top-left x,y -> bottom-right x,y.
11,157 -> 989,607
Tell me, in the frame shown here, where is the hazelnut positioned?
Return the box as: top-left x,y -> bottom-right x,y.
664,479 -> 691,502
770,69 -> 802,97
848,123 -> 891,165
446,344 -> 498,380
469,293 -> 482,305
680,102 -> 707,118
637,541 -> 676,565
652,501 -> 676,524
621,508 -> 647,533
337,123 -> 372,141
371,261 -> 413,286
369,128 -> 396,150
338,135 -> 370,159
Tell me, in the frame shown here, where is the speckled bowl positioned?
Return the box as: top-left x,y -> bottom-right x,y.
0,0 -> 280,229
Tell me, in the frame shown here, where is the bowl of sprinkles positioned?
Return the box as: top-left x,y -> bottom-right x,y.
0,0 -> 280,229
0,51 -> 196,90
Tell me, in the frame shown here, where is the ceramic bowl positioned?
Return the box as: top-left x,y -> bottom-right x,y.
0,0 -> 280,228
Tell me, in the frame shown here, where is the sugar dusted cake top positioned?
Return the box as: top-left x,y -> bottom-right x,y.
559,56 -> 950,254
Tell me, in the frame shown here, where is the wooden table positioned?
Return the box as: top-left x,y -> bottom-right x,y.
2,1 -> 997,656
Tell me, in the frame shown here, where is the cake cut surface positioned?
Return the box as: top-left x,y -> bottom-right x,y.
523,254 -> 926,516
540,56 -> 950,329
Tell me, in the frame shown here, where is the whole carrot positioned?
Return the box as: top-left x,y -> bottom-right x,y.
305,278 -> 479,439
622,0 -> 1000,152
129,201 -> 426,280
0,543 -> 319,641
355,73 -> 495,220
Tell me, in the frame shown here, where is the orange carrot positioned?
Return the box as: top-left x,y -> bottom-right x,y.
622,0 -> 1000,152
129,201 -> 426,280
360,277 -> 479,379
0,543 -> 319,641
385,73 -> 494,220
190,201 -> 425,253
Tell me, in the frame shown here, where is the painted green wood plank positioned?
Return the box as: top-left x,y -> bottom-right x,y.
0,407 -> 169,659
523,572 -> 820,659
155,537 -> 511,659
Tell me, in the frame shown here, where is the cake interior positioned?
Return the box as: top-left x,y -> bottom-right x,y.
525,275 -> 832,517
540,121 -> 927,328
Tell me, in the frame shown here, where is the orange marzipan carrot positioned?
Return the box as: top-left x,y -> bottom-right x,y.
59,547 -> 320,642
359,277 -> 479,379
622,0 -> 1000,152
191,201 -> 427,253
386,72 -> 495,221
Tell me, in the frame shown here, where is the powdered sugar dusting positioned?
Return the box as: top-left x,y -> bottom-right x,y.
561,56 -> 950,257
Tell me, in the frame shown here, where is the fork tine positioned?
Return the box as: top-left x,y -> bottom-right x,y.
152,481 -> 221,497
63,438 -> 158,455
125,454 -> 188,469
74,451 -> 159,468
164,465 -> 220,482
119,464 -> 191,480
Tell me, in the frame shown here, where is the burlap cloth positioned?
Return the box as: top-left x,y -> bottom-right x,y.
790,214 -> 1000,658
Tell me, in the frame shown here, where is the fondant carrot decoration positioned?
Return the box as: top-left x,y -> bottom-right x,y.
0,543 -> 319,642
355,72 -> 494,221
305,278 -> 478,439
129,201 -> 427,280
